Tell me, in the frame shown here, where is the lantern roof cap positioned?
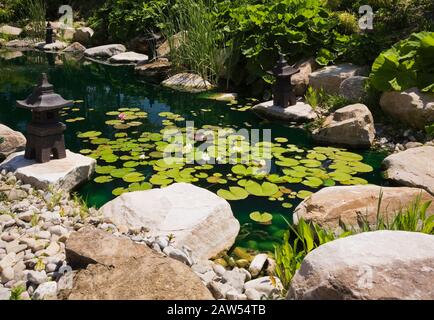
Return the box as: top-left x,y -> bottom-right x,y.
16,73 -> 73,111
267,54 -> 300,77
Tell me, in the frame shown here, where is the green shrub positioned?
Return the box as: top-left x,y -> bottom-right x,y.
217,0 -> 351,86
87,0 -> 170,43
370,31 -> 434,93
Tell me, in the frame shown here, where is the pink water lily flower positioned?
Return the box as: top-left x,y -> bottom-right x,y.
118,113 -> 126,121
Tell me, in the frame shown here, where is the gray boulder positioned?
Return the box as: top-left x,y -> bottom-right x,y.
339,76 -> 368,102
109,51 -> 148,64
252,100 -> 317,123
0,124 -> 26,160
383,146 -> 434,195
313,104 -> 375,148
84,44 -> 126,58
72,27 -> 94,45
380,88 -> 434,130
288,231 -> 434,300
309,63 -> 367,94
0,25 -> 22,37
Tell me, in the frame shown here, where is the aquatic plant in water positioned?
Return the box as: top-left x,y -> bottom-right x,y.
73,106 -> 374,222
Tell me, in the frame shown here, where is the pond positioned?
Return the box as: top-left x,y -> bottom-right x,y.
0,51 -> 388,253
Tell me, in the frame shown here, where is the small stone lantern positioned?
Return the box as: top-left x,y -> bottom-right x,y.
17,73 -> 72,163
267,54 -> 300,108
46,22 -> 54,44
144,31 -> 162,61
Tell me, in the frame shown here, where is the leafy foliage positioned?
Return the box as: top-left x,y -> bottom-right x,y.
370,32 -> 434,93
217,0 -> 350,86
9,285 -> 26,300
87,0 -> 169,42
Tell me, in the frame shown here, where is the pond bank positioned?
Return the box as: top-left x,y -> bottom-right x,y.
0,172 -> 281,300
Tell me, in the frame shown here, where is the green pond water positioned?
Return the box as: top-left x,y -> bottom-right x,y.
0,51 -> 389,253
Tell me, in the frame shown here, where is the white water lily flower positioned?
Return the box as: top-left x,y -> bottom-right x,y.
202,152 -> 211,161
139,154 -> 146,160
233,145 -> 243,153
183,143 -> 193,154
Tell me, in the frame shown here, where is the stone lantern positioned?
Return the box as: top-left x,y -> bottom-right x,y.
144,31 -> 162,61
268,54 -> 300,108
16,73 -> 72,163
46,22 -> 54,44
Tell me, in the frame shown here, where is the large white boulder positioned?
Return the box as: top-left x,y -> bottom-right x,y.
288,231 -> 434,300
99,183 -> 240,260
382,146 -> 434,195
312,104 -> 375,148
162,73 -> 213,92
0,150 -> 96,192
293,185 -> 434,232
380,88 -> 434,129
252,100 -> 317,123
0,124 -> 26,160
84,44 -> 126,58
309,63 -> 366,94
109,51 -> 148,64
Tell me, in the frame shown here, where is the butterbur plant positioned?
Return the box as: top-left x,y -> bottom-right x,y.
370,31 -> 434,93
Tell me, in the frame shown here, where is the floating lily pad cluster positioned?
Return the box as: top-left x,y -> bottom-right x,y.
60,100 -> 87,123
75,107 -> 374,215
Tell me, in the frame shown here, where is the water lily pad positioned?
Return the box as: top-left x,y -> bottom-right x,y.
94,176 -> 114,183
297,190 -> 313,199
122,172 -> 145,183
217,187 -> 249,201
249,211 -> 273,225
329,171 -> 352,182
323,179 -> 336,187
128,182 -> 152,192
95,165 -> 116,174
149,175 -> 173,186
245,181 -> 279,197
77,131 -> 102,139
112,187 -> 128,196
302,177 -> 323,188
349,162 -> 374,173
110,168 -> 135,178
123,161 -> 140,168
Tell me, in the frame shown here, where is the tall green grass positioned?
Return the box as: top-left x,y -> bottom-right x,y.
159,0 -> 229,85
26,0 -> 46,42
275,192 -> 434,292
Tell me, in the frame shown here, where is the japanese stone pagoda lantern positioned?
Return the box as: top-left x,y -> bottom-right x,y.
17,73 -> 72,163
46,22 -> 54,44
267,54 -> 300,108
